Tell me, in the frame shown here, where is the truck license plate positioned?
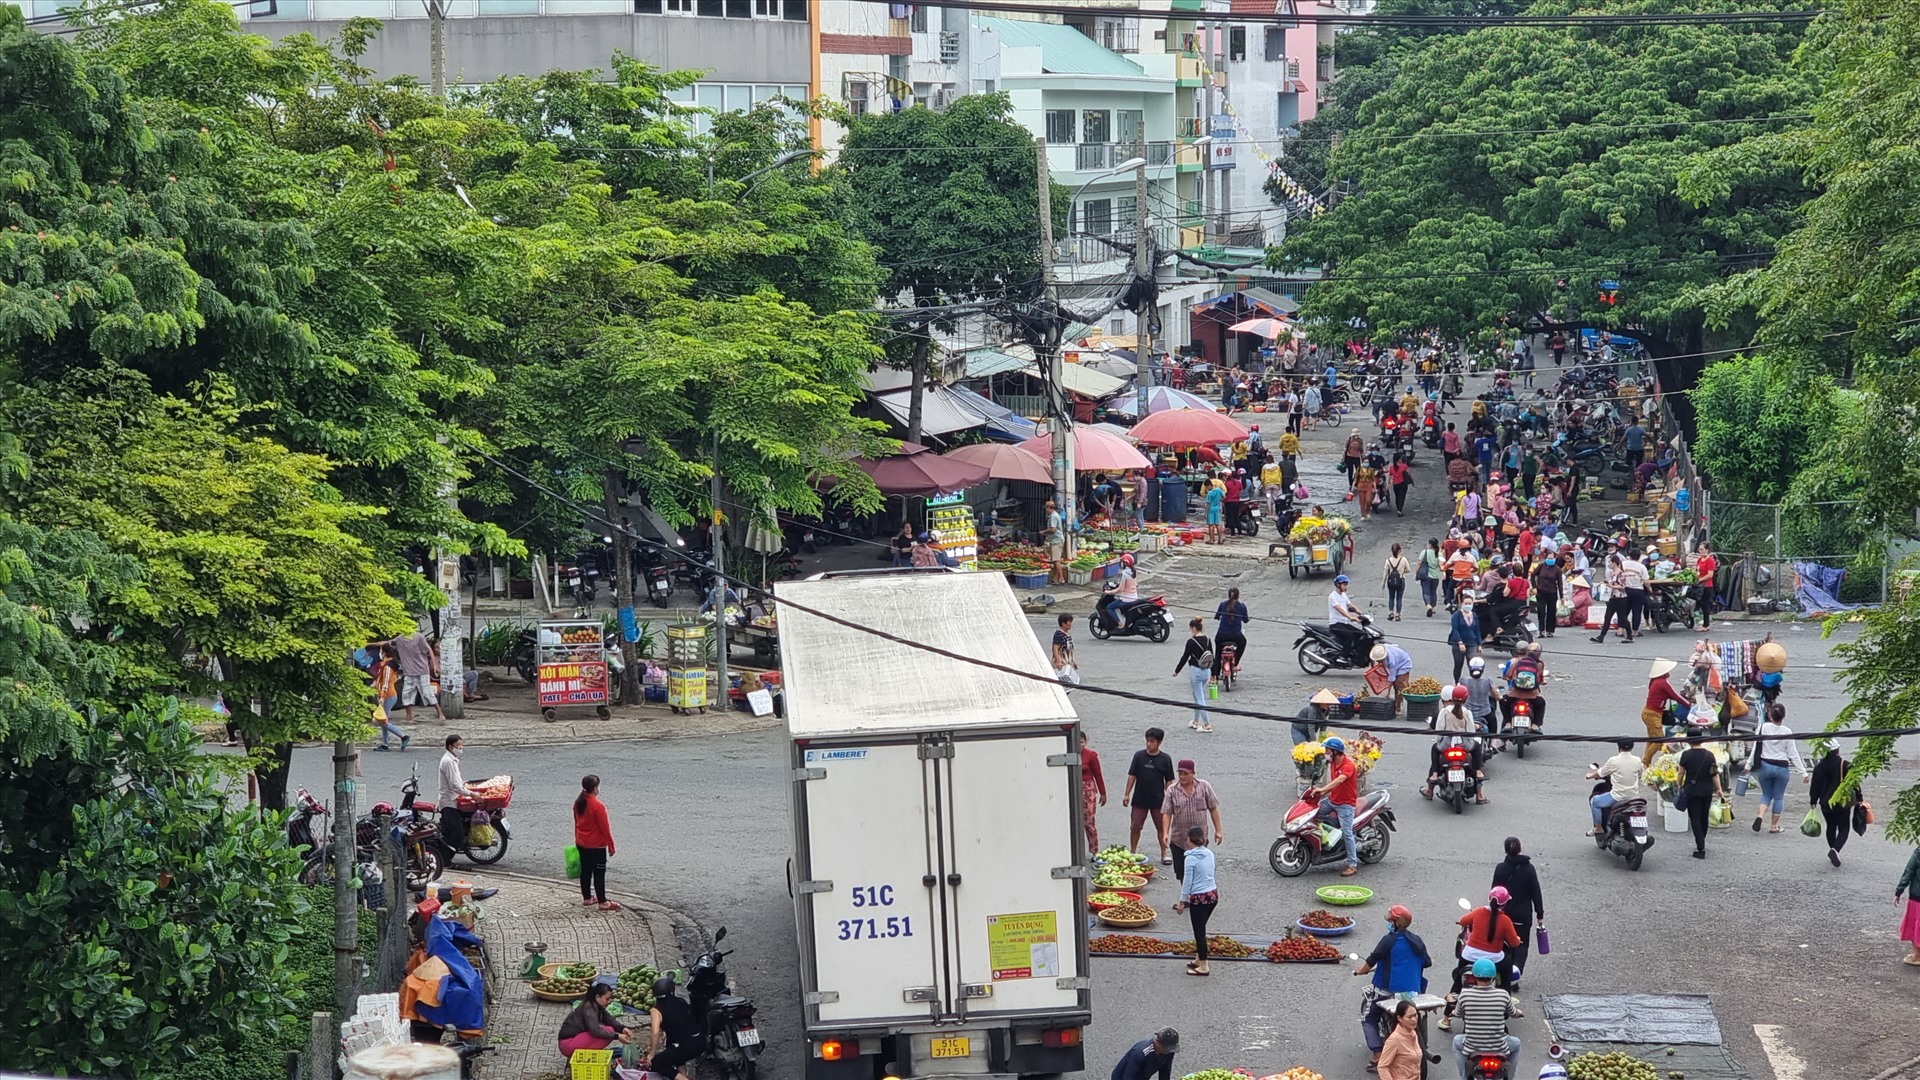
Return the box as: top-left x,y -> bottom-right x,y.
1447,769 -> 1465,783
735,1026 -> 761,1047
1630,815 -> 1648,828
931,1037 -> 971,1059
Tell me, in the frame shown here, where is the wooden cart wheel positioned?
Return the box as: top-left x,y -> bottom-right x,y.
595,705 -> 612,720
541,708 -> 558,723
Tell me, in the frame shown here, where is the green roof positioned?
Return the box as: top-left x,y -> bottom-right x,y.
976,17 -> 1146,77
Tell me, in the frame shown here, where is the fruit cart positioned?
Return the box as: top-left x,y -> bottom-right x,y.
535,618 -> 611,722
1277,516 -> 1354,579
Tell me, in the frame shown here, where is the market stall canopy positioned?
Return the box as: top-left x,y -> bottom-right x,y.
1104,385 -> 1218,418
1020,424 -> 1152,473
939,442 -> 1053,485
1127,407 -> 1251,447
1226,316 -> 1292,339
946,385 -> 1038,443
863,367 -> 917,393
852,441 -> 990,497
961,346 -> 1033,379
1076,353 -> 1140,380
1023,362 -> 1127,400
870,385 -> 989,438
1194,286 -> 1300,317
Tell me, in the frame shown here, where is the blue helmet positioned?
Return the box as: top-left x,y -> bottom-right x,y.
1333,574 -> 1351,585
1471,958 -> 1497,979
1322,736 -> 1347,753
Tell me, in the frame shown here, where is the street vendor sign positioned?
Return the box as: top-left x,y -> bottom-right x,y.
538,660 -> 609,706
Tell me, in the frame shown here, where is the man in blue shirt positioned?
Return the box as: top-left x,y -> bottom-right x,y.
1353,903 -> 1432,1066
1623,420 -> 1646,466
1473,433 -> 1497,485
1110,1027 -> 1180,1080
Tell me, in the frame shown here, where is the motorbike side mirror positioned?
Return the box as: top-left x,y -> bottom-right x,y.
714,926 -> 727,944
1458,897 -> 1472,911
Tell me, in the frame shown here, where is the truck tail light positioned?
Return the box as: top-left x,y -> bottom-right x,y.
819,1039 -> 846,1061
1041,1027 -> 1081,1047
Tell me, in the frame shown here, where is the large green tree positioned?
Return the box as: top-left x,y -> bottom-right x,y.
839,96 -> 1050,442
1269,1 -> 1813,418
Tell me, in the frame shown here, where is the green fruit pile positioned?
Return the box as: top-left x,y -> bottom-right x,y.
531,977 -> 591,997
614,963 -> 660,1012
558,962 -> 599,980
1567,1051 -> 1660,1080
1180,1070 -> 1250,1080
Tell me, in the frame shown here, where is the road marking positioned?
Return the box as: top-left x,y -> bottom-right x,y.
1753,1023 -> 1809,1080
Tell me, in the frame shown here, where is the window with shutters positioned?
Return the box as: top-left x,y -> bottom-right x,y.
1045,109 -> 1076,145
1117,109 -> 1144,148
1082,110 -> 1111,145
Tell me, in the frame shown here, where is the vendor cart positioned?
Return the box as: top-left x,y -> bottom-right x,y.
534,618 -> 612,722
1279,539 -> 1348,579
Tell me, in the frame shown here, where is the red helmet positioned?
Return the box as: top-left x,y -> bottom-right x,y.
372,801 -> 395,816
1448,684 -> 1470,703
1119,553 -> 1135,568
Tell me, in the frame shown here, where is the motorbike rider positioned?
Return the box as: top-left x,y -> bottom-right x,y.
647,975 -> 703,1080
1327,575 -> 1368,659
1353,904 -> 1431,1072
1099,553 -> 1143,631
1462,656 -> 1502,735
1586,740 -> 1645,836
437,734 -> 477,849
1452,958 -> 1522,1079
1423,685 -> 1488,802
1305,737 -> 1362,877
1498,643 -> 1547,744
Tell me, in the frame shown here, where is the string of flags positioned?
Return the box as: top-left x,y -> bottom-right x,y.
1193,45 -> 1327,218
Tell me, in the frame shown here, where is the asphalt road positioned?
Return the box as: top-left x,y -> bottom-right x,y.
289,382 -> 1920,1080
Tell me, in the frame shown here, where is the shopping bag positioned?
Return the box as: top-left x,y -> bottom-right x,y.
1055,665 -> 1082,687
1799,807 -> 1823,837
1535,922 -> 1550,956
1672,787 -> 1689,813
565,844 -> 582,880
1853,801 -> 1871,835
1709,797 -> 1732,828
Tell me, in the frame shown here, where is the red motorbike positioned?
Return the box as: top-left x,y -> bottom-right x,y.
398,766 -> 513,868
1268,791 -> 1395,876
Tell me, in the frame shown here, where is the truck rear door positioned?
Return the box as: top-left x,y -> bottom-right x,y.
797,741 -> 941,1025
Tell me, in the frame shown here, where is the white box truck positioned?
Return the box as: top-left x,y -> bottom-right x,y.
778,570 -> 1091,1079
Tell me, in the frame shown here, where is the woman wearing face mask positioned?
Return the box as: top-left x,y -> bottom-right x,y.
1353,904 -> 1431,1072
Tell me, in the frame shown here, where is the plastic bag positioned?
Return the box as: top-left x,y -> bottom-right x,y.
565,844 -> 582,880
1799,807 -> 1823,837
1708,797 -> 1731,828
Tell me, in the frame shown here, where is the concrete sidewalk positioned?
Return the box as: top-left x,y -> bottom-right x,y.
455,868 -> 698,1080
395,680 -> 783,750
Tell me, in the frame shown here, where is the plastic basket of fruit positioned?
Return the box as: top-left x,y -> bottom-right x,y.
1096,902 -> 1157,928
530,976 -> 593,1001
1091,871 -> 1149,890
538,962 -> 599,981
1087,890 -> 1144,912
1296,910 -> 1356,936
1315,884 -> 1374,907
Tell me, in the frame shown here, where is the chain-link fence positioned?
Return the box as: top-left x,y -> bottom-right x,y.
1703,497 -> 1887,608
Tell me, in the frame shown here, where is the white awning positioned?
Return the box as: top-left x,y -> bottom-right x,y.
1023,362 -> 1127,400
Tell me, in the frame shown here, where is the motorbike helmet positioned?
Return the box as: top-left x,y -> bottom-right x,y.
1471,958 -> 1498,979
1406,385 -> 1416,394
1333,574 -> 1351,585
652,974 -> 678,1000
915,531 -> 933,544
1387,903 -> 1413,923
1490,885 -> 1512,904
1539,1066 -> 1570,1080
1467,656 -> 1486,674
1449,684 -> 1469,703
1119,553 -> 1135,568
1322,736 -> 1347,754
371,801 -> 394,816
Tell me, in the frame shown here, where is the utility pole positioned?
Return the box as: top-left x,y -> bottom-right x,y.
425,0 -> 447,97
1134,148 -> 1154,420
710,433 -> 730,702
434,435 -> 462,720
331,739 -> 359,1022
1036,137 -> 1076,545
602,471 -> 640,705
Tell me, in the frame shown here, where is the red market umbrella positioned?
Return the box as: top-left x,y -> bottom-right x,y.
851,442 -> 989,497
1020,424 -> 1152,473
1127,407 -> 1252,447
940,442 -> 1053,485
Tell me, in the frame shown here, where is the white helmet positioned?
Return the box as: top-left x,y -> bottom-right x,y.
1467,656 -> 1486,674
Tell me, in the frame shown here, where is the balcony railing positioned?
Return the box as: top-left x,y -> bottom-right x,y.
1062,143 -> 1175,172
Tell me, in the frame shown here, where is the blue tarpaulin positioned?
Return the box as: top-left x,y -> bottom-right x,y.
1793,561 -> 1859,617
948,385 -> 1038,443
414,916 -> 487,1034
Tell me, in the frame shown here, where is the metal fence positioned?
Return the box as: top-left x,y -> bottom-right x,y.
1702,497 -> 1887,607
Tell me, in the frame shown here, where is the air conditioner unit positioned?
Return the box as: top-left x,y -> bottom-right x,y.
932,86 -> 954,109
939,30 -> 961,64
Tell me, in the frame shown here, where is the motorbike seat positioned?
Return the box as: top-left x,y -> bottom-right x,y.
1356,790 -> 1388,816
1604,798 -> 1649,823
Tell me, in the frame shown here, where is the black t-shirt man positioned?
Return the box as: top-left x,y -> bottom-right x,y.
1128,747 -> 1175,809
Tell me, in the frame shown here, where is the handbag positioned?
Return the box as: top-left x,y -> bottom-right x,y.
1799,807 -> 1823,837
1535,922 -> 1550,956
1672,787 -> 1689,813
565,844 -> 582,880
1853,801 -> 1871,836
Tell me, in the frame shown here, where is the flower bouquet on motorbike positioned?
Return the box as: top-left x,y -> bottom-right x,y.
1291,740 -> 1328,781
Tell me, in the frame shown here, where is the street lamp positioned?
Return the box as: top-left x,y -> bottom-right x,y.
711,148 -> 817,197
1065,156 -> 1148,260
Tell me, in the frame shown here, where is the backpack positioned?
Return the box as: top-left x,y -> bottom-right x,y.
1510,657 -> 1540,691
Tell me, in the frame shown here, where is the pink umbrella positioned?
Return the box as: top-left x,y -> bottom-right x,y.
1127,407 -> 1251,447
852,442 -> 990,497
940,443 -> 1053,485
1227,316 -> 1291,338
1020,424 -> 1152,473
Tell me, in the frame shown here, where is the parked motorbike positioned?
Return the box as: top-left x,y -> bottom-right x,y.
1433,736 -> 1479,814
1089,594 -> 1173,643
1292,616 -> 1387,676
287,787 -> 328,854
684,926 -> 761,1080
634,547 -> 674,609
672,550 -> 719,597
1268,791 -> 1395,877
1589,778 -> 1653,871
397,766 -> 512,869
1645,581 -> 1697,632
1232,502 -> 1263,537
